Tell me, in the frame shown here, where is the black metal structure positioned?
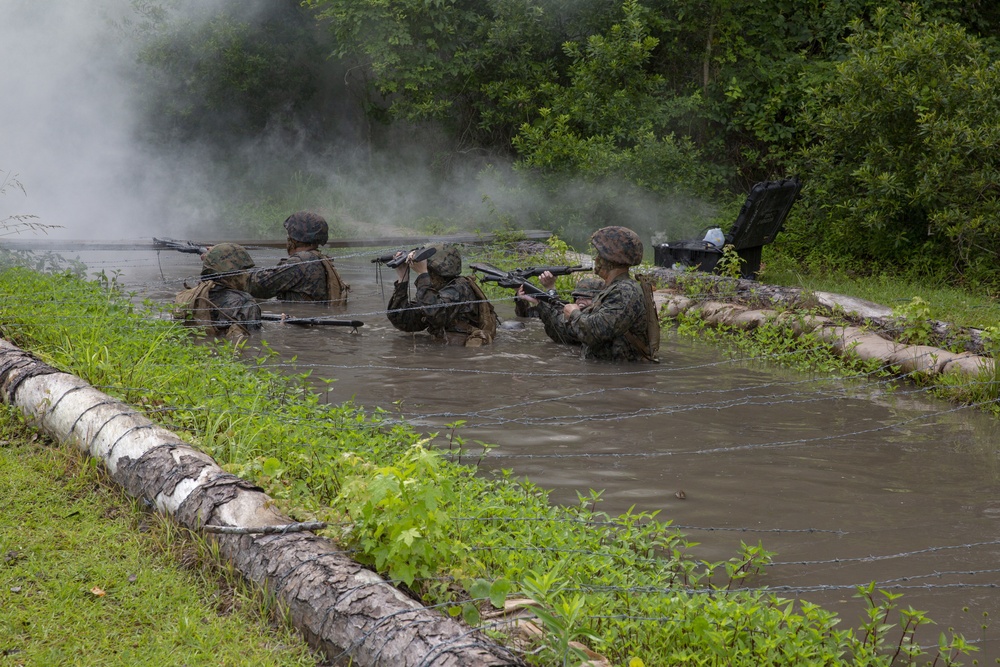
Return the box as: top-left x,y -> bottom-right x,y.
654,177 -> 802,279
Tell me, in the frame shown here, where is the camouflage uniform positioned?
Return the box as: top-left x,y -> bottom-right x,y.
540,226 -> 655,361
537,275 -> 647,359
248,211 -> 349,304
249,249 -> 346,303
206,288 -> 262,334
174,243 -> 261,343
386,244 -> 497,346
517,274 -> 605,346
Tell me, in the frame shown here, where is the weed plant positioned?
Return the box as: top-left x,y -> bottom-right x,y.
0,264 -> 974,666
674,311 -> 889,379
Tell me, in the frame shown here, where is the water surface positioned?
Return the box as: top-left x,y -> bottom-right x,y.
121,247 -> 1000,659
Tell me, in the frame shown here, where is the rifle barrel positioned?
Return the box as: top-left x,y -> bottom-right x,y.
153,237 -> 207,254
513,265 -> 590,278
260,313 -> 364,328
371,246 -> 437,268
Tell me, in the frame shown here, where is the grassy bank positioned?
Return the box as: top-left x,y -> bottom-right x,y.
762,253 -> 1000,331
0,408 -> 318,666
0,263 -> 975,666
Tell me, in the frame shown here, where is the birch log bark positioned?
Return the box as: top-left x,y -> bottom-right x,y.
0,339 -> 522,667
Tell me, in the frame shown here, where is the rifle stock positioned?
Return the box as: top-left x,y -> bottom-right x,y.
469,262 -> 566,305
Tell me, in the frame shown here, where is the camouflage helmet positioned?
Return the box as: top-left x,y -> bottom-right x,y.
426,243 -> 462,278
571,275 -> 605,300
590,226 -> 644,266
283,211 -> 329,246
201,243 -> 254,276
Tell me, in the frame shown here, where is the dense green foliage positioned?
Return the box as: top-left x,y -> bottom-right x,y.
790,8 -> 1000,285
133,2 -> 326,144
126,0 -> 1000,287
0,264 -> 976,665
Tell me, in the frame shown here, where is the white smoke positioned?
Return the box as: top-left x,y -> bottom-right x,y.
2,2 -> 153,239
0,0 -> 715,249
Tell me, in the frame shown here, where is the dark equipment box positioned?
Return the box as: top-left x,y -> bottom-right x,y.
654,177 -> 802,279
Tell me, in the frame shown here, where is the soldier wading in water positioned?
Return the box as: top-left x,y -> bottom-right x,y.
386,243 -> 498,347
173,242 -> 262,344
248,211 -> 350,305
516,273 -> 604,346
520,226 -> 659,362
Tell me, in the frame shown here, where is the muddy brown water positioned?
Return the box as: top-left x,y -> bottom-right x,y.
95,247 -> 1000,659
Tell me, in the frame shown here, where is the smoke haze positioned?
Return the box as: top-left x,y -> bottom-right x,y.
1,0 -> 715,249
4,2 -> 156,239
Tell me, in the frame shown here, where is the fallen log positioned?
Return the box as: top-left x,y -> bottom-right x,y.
648,266 -> 991,354
653,291 -> 995,381
0,339 -> 522,667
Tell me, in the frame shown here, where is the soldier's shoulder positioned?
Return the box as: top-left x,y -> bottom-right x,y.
609,275 -> 642,295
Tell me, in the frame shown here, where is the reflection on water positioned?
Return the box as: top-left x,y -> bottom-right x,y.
122,248 -> 1000,659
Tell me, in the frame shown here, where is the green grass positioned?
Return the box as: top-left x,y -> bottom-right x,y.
761,253 -> 1000,330
0,408 -> 318,667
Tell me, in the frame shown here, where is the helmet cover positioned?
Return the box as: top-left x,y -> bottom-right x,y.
590,226 -> 644,266
426,243 -> 462,278
202,243 -> 254,275
571,275 -> 606,299
283,211 -> 329,246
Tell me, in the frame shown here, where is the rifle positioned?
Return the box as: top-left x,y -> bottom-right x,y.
504,264 -> 590,280
153,237 -> 210,255
469,262 -> 570,305
261,313 -> 364,331
371,246 -> 437,268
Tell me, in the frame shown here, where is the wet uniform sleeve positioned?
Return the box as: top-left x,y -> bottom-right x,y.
411,274 -> 475,333
565,281 -> 635,346
248,256 -> 304,300
211,288 -> 263,332
535,301 -> 580,345
386,279 -> 429,332
514,298 -> 539,319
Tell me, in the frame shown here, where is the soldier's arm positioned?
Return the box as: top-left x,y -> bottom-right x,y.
386,280 -> 428,332
240,300 -> 263,332
411,274 -> 466,331
566,286 -> 633,346
211,290 -> 263,333
248,257 -> 303,299
537,301 -> 580,344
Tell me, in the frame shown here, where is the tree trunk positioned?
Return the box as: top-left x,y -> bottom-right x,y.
0,340 -> 522,667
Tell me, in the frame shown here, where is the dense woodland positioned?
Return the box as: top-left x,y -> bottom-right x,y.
125,0 -> 1000,288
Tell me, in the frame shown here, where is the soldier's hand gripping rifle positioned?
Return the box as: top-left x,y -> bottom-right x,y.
371,246 -> 437,268
469,262 -> 587,305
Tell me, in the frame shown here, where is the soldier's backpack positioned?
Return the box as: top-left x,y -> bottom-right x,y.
173,281 -> 216,330
461,276 -> 498,345
319,255 -> 350,305
624,273 -> 660,363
